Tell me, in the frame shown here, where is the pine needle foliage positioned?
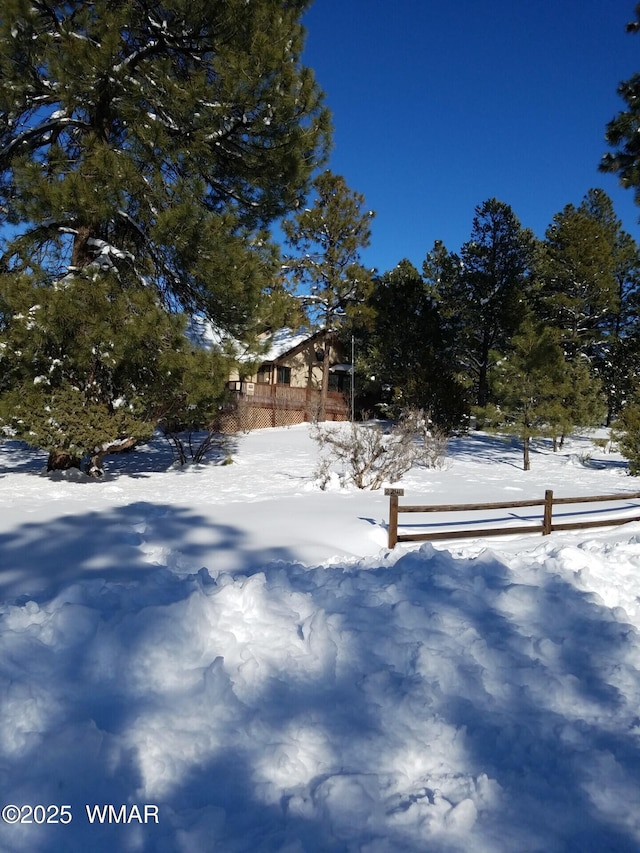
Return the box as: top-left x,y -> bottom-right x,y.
0,0 -> 330,319
477,320 -> 603,470
0,0 -> 330,470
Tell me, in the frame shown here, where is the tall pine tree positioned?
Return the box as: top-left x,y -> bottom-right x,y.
359,259 -> 466,430
282,170 -> 374,420
536,201 -> 619,353
578,189 -> 640,422
0,0 -> 330,469
430,199 -> 535,409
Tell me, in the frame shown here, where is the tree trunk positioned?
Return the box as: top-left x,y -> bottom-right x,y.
71,225 -> 95,269
523,436 -> 530,471
476,331 -> 491,410
88,436 -> 139,476
318,338 -> 330,422
47,449 -> 81,472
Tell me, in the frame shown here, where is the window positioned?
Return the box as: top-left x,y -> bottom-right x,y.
257,366 -> 271,383
277,366 -> 291,385
329,371 -> 349,393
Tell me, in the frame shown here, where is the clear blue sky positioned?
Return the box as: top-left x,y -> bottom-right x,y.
301,0 -> 640,274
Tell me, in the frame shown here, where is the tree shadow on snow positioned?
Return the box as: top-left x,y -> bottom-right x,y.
0,500 -> 293,602
403,550 -> 640,852
0,432 -> 240,477
3,534 -> 640,851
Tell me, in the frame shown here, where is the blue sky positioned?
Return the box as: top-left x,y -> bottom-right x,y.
300,0 -> 640,274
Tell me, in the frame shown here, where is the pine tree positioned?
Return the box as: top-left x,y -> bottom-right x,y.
0,0 -> 330,469
360,259 -> 466,430
536,201 -> 619,352
0,0 -> 330,314
0,269 -> 232,472
612,402 -> 640,475
578,189 -> 640,422
601,3 -> 640,204
477,321 -> 572,470
547,357 -> 605,450
282,170 -> 375,420
432,199 -> 535,409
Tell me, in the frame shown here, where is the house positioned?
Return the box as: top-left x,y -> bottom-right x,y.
224,328 -> 351,430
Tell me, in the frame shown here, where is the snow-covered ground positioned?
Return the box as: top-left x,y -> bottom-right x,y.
2,424 -> 640,852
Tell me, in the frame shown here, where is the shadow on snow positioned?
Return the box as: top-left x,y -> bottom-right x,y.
1,531 -> 640,850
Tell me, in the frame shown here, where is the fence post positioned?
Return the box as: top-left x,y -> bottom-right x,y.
385,488 -> 404,548
543,489 -> 553,535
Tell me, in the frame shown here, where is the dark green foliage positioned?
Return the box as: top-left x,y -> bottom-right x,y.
601,3 -> 640,205
612,403 -> 640,475
477,319 -> 604,470
535,201 -> 618,351
578,190 -> 640,422
283,170 -> 375,326
477,321 -> 567,469
547,357 -> 606,449
0,270 -> 231,472
0,0 -> 330,320
0,0 -> 330,469
358,259 -> 467,431
534,190 -> 640,425
283,170 -> 374,419
429,199 -> 536,408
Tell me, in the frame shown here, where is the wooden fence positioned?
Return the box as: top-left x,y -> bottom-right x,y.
385,488 -> 640,548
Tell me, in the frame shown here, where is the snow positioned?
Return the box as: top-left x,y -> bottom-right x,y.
260,328 -> 313,362
2,425 -> 640,851
186,320 -> 313,364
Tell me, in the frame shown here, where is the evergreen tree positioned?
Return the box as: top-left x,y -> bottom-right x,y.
536,201 -> 619,352
0,0 -> 330,469
547,357 -> 606,450
431,199 -> 535,409
282,170 -> 375,420
421,239 -> 471,420
578,189 -> 640,422
0,0 -> 330,314
0,269 -> 232,472
612,402 -> 640,475
478,321 -> 573,470
360,259 -> 466,430
601,3 -> 640,205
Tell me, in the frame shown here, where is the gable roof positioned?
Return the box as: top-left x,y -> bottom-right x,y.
259,328 -> 330,363
186,318 -> 337,366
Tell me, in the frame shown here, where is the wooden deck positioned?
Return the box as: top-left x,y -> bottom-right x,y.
223,384 -> 348,430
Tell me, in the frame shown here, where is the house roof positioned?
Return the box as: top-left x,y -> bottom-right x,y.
186,318 -> 336,365
259,328 -> 330,363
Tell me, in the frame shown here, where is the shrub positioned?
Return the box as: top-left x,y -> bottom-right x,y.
612,404 -> 640,475
397,408 -> 449,469
311,409 -> 448,490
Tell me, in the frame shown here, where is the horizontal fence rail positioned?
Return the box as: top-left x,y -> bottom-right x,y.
385,488 -> 640,549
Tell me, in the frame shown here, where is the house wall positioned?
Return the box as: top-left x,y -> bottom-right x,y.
239,336 -> 343,388
223,333 -> 349,431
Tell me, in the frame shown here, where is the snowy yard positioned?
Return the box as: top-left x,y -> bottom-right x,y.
1,425 -> 640,852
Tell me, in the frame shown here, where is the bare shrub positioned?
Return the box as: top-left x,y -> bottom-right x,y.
397,408 -> 449,469
311,421 -> 416,490
311,409 -> 449,490
305,392 -> 323,425
160,423 -> 233,465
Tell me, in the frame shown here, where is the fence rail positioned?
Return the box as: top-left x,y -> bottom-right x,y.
385,488 -> 640,548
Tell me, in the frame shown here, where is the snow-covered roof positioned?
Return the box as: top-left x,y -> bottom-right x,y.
185,318 -> 321,364
185,315 -> 232,351
259,328 -> 316,362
